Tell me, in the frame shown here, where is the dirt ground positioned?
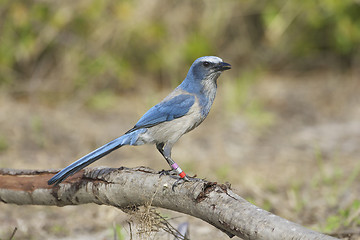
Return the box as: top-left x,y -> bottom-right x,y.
0,71 -> 360,239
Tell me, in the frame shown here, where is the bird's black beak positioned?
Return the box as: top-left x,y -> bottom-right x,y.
217,62 -> 231,71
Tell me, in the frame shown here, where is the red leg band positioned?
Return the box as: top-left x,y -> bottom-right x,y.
179,171 -> 186,178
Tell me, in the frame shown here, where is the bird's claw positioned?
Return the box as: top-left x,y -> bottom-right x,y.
171,175 -> 191,191
159,169 -> 177,177
159,170 -> 201,190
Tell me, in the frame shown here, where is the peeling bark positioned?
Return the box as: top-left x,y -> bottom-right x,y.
0,167 -> 338,240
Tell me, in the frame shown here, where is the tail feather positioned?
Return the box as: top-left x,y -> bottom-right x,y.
48,133 -> 134,185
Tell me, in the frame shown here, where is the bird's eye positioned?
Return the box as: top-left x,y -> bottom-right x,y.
203,62 -> 210,67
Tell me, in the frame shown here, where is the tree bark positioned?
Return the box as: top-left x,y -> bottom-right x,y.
0,167 -> 338,240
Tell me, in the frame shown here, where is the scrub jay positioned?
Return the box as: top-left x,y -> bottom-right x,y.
48,56 -> 231,186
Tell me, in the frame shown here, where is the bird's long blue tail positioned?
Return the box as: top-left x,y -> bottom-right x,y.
48,130 -> 144,185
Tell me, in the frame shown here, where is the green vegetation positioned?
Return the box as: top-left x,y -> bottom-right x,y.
215,164 -> 231,181
86,90 -> 119,110
30,115 -> 45,148
0,135 -> 9,153
0,0 -> 359,100
226,70 -> 275,129
112,224 -> 126,240
324,200 -> 360,233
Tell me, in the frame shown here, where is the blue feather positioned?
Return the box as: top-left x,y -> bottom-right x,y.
127,94 -> 195,132
47,129 -> 146,185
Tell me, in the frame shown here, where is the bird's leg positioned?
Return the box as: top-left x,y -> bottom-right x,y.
156,143 -> 175,176
156,143 -> 189,183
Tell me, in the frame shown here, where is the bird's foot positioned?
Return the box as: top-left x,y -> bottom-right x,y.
158,169 -> 177,177
171,175 -> 203,190
159,169 -> 201,190
172,175 -> 190,190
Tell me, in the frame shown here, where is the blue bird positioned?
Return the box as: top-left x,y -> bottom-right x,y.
48,56 -> 231,186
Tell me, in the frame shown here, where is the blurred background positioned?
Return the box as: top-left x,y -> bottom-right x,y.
1,0 -> 360,239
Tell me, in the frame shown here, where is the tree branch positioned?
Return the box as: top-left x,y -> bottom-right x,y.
0,167 -> 338,240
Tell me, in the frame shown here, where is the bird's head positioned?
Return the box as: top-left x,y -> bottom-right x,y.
187,56 -> 231,83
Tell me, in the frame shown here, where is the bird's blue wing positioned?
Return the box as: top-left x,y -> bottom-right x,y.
127,94 -> 195,132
